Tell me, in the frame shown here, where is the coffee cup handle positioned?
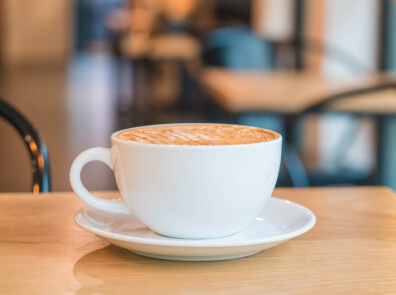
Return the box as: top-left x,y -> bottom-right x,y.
70,148 -> 130,214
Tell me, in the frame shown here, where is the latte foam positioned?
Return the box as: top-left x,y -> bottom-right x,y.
116,124 -> 279,146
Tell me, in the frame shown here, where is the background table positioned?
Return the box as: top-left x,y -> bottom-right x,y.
118,33 -> 201,126
1,187 -> 396,294
200,68 -> 396,114
121,34 -> 201,61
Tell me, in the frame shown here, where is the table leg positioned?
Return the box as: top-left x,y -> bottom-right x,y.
376,115 -> 396,188
131,58 -> 148,126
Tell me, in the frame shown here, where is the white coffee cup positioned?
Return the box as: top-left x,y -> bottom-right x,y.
70,124 -> 282,239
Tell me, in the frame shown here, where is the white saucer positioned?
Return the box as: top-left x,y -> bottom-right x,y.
75,197 -> 316,261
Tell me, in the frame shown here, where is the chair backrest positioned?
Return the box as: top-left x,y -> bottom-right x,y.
283,82 -> 396,187
0,98 -> 51,193
201,26 -> 275,70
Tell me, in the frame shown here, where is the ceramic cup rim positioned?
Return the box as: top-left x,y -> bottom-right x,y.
111,123 -> 282,149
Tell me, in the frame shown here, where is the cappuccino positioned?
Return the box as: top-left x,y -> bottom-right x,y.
116,124 -> 279,146
71,123 -> 282,239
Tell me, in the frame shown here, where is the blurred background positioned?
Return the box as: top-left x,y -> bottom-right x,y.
1,0 -> 396,192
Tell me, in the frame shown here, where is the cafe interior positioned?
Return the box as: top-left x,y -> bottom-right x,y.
2,0 -> 396,192
1,0 -> 396,293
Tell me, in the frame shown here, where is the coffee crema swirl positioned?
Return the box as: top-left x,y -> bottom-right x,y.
116,124 -> 279,146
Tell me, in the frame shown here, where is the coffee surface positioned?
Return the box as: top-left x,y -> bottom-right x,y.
116,124 -> 279,145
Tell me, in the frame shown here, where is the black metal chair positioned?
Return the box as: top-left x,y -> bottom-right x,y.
0,98 -> 51,193
284,81 -> 396,187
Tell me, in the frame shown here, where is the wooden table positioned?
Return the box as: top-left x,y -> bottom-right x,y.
1,187 -> 396,294
118,33 -> 201,125
200,68 -> 396,114
121,33 -> 201,61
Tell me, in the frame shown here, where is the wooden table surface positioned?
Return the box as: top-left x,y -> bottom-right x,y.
1,187 -> 396,294
200,68 -> 396,114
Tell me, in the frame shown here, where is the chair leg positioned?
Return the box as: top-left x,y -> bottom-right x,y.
283,145 -> 310,187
